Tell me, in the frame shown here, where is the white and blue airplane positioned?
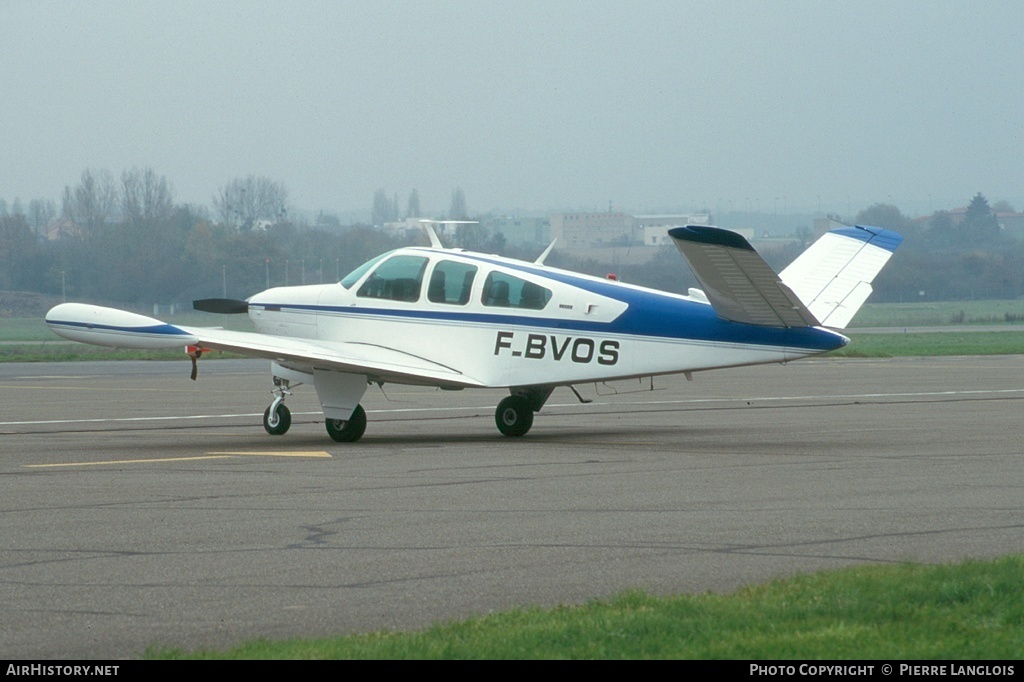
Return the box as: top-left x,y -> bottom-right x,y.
45,223 -> 901,442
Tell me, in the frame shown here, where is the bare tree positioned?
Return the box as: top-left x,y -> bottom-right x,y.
122,167 -> 174,227
62,168 -> 118,233
214,176 -> 288,229
371,188 -> 399,226
28,198 -> 56,235
406,189 -> 421,218
0,213 -> 36,290
449,187 -> 467,220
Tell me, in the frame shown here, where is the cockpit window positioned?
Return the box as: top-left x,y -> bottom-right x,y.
340,251 -> 393,289
481,271 -> 551,310
356,255 -> 429,302
427,260 -> 478,305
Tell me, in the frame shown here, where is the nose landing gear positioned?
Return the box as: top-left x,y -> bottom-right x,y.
263,376 -> 293,435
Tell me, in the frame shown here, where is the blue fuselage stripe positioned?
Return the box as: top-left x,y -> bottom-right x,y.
255,296 -> 845,352
46,321 -> 191,336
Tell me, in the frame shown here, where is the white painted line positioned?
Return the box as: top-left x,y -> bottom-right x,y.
4,388 -> 1024,427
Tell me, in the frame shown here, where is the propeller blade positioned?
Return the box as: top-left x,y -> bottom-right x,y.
193,298 -> 249,314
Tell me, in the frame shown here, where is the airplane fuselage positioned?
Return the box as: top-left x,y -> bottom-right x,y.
246,246 -> 848,389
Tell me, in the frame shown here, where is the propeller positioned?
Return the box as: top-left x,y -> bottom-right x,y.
193,298 -> 249,314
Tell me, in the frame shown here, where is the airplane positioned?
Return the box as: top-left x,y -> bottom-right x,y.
44,222 -> 902,442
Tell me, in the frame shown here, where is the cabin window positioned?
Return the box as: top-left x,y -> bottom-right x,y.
356,255 -> 428,302
481,271 -> 551,310
427,260 -> 478,305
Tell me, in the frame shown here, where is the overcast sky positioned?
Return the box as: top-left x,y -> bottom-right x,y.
2,0 -> 1022,219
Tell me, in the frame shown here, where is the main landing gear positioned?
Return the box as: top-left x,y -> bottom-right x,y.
262,372 -> 369,443
495,396 -> 533,437
494,387 -> 553,438
325,405 -> 367,442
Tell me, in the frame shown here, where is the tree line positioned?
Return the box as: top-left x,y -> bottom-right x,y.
850,193 -> 1024,302
1,168 -> 1022,308
0,168 -> 416,308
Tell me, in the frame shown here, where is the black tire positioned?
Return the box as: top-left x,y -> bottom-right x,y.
495,396 -> 534,437
325,404 -> 367,442
263,403 -> 291,436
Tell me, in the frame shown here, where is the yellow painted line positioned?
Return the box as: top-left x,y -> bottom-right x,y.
208,451 -> 333,458
26,451 -> 332,468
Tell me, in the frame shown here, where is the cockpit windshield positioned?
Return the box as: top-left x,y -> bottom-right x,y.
339,251 -> 394,289
356,255 -> 428,302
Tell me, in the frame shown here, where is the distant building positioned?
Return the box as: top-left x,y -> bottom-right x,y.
550,212 -> 710,248
483,216 -> 550,244
636,214 -> 710,245
997,212 -> 1024,238
943,206 -> 1024,238
383,217 -> 429,237
549,212 -> 636,248
43,218 -> 80,241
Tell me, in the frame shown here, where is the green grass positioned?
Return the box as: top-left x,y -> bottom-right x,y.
0,344 -> 215,363
829,332 -> 1024,358
0,312 -> 254,342
851,299 -> 1024,327
0,317 -> 58,342
0,313 -> 255,362
151,554 -> 1024,659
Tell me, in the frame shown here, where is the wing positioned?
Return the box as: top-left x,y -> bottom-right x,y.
45,303 -> 483,388
668,225 -> 820,328
183,326 -> 484,387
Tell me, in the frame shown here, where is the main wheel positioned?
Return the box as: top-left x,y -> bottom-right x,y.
263,403 -> 291,435
495,396 -> 534,437
325,404 -> 367,442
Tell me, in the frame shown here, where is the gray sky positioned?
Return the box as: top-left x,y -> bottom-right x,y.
2,0 -> 1022,218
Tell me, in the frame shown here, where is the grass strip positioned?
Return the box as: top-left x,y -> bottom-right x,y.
151,555 -> 1024,659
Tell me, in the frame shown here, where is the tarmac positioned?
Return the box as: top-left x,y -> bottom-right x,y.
1,356 -> 1022,658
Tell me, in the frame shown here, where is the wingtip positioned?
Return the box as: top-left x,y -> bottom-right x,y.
836,225 -> 904,253
667,225 -> 755,251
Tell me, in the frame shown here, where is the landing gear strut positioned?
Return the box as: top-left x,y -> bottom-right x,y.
263,376 -> 293,435
325,404 -> 367,442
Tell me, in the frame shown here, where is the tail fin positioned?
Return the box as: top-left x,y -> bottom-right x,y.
779,225 -> 902,329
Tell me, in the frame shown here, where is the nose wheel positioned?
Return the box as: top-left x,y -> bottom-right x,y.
263,376 -> 293,435
263,403 -> 291,435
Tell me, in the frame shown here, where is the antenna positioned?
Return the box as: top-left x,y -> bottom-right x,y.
534,239 -> 558,265
418,219 -> 478,249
